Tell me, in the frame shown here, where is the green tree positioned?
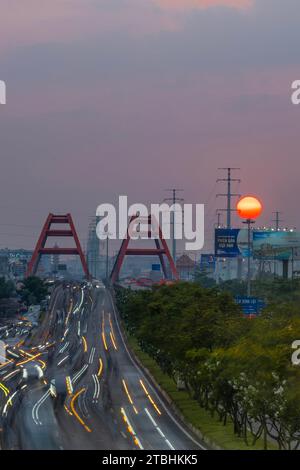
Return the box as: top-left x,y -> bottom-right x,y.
0,277 -> 14,300
20,276 -> 48,306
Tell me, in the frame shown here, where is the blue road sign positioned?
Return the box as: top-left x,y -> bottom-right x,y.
235,296 -> 266,315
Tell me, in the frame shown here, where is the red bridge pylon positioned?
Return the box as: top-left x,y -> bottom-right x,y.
110,214 -> 179,284
26,213 -> 90,278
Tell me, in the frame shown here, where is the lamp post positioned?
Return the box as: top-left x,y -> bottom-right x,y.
106,236 -> 109,284
236,196 -> 263,297
244,218 -> 255,296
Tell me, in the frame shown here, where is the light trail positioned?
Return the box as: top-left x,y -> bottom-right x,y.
0,359 -> 14,370
66,376 -> 73,395
97,358 -> 103,377
88,347 -> 96,364
68,299 -> 73,314
140,379 -> 161,415
70,388 -> 92,433
16,353 -> 41,367
6,349 -> 20,359
57,355 -> 69,367
120,407 -> 143,449
122,379 -> 133,405
92,374 -> 100,403
2,391 -> 18,416
38,359 -> 47,370
2,369 -> 20,382
32,389 -> 51,425
122,379 -> 138,414
109,313 -> 117,342
82,336 -> 88,353
73,289 -> 84,314
72,364 -> 88,384
59,342 -> 69,354
102,331 -> 108,351
101,312 -> 108,351
110,331 -> 118,351
0,382 -> 9,397
64,404 -> 73,416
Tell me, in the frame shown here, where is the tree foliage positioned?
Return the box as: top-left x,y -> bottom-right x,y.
116,281 -> 300,449
0,277 -> 14,300
19,276 -> 48,306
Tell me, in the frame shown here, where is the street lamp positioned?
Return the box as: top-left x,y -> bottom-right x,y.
236,196 -> 263,296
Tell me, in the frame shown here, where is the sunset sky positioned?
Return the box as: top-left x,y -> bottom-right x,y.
0,0 -> 299,253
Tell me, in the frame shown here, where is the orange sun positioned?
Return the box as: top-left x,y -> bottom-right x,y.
236,196 -> 262,220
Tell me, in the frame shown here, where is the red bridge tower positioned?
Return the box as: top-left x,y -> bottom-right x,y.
110,214 -> 179,284
26,213 -> 90,278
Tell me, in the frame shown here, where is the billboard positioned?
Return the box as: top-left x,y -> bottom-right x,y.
200,254 -> 216,270
151,264 -> 161,271
215,229 -> 249,258
253,231 -> 300,260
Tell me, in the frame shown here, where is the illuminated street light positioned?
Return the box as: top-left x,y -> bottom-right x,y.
237,196 -> 263,296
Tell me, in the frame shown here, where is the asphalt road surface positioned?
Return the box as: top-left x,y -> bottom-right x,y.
0,282 -> 207,450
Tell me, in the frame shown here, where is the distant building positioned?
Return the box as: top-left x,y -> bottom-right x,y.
176,254 -> 195,281
87,216 -> 101,278
0,249 -> 32,279
51,244 -> 60,273
0,255 -> 9,277
11,259 -> 27,278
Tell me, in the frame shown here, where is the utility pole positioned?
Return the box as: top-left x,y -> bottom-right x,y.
164,189 -> 184,267
272,211 -> 283,231
216,168 -> 241,229
215,211 -> 222,228
271,211 -> 283,277
216,168 -> 240,282
106,236 -> 109,284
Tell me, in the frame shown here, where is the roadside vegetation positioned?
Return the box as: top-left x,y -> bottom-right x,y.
19,276 -> 48,306
116,281 -> 300,450
0,277 -> 14,300
196,269 -> 300,303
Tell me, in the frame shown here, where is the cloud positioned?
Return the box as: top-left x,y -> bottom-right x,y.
155,0 -> 253,10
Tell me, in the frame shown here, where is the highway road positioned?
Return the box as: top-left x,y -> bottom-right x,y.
0,282 -> 207,450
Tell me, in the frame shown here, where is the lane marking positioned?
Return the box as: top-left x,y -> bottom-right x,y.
145,407 -> 175,450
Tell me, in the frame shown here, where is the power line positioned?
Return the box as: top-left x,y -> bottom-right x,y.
272,211 -> 283,231
164,189 -> 184,265
216,167 -> 241,229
